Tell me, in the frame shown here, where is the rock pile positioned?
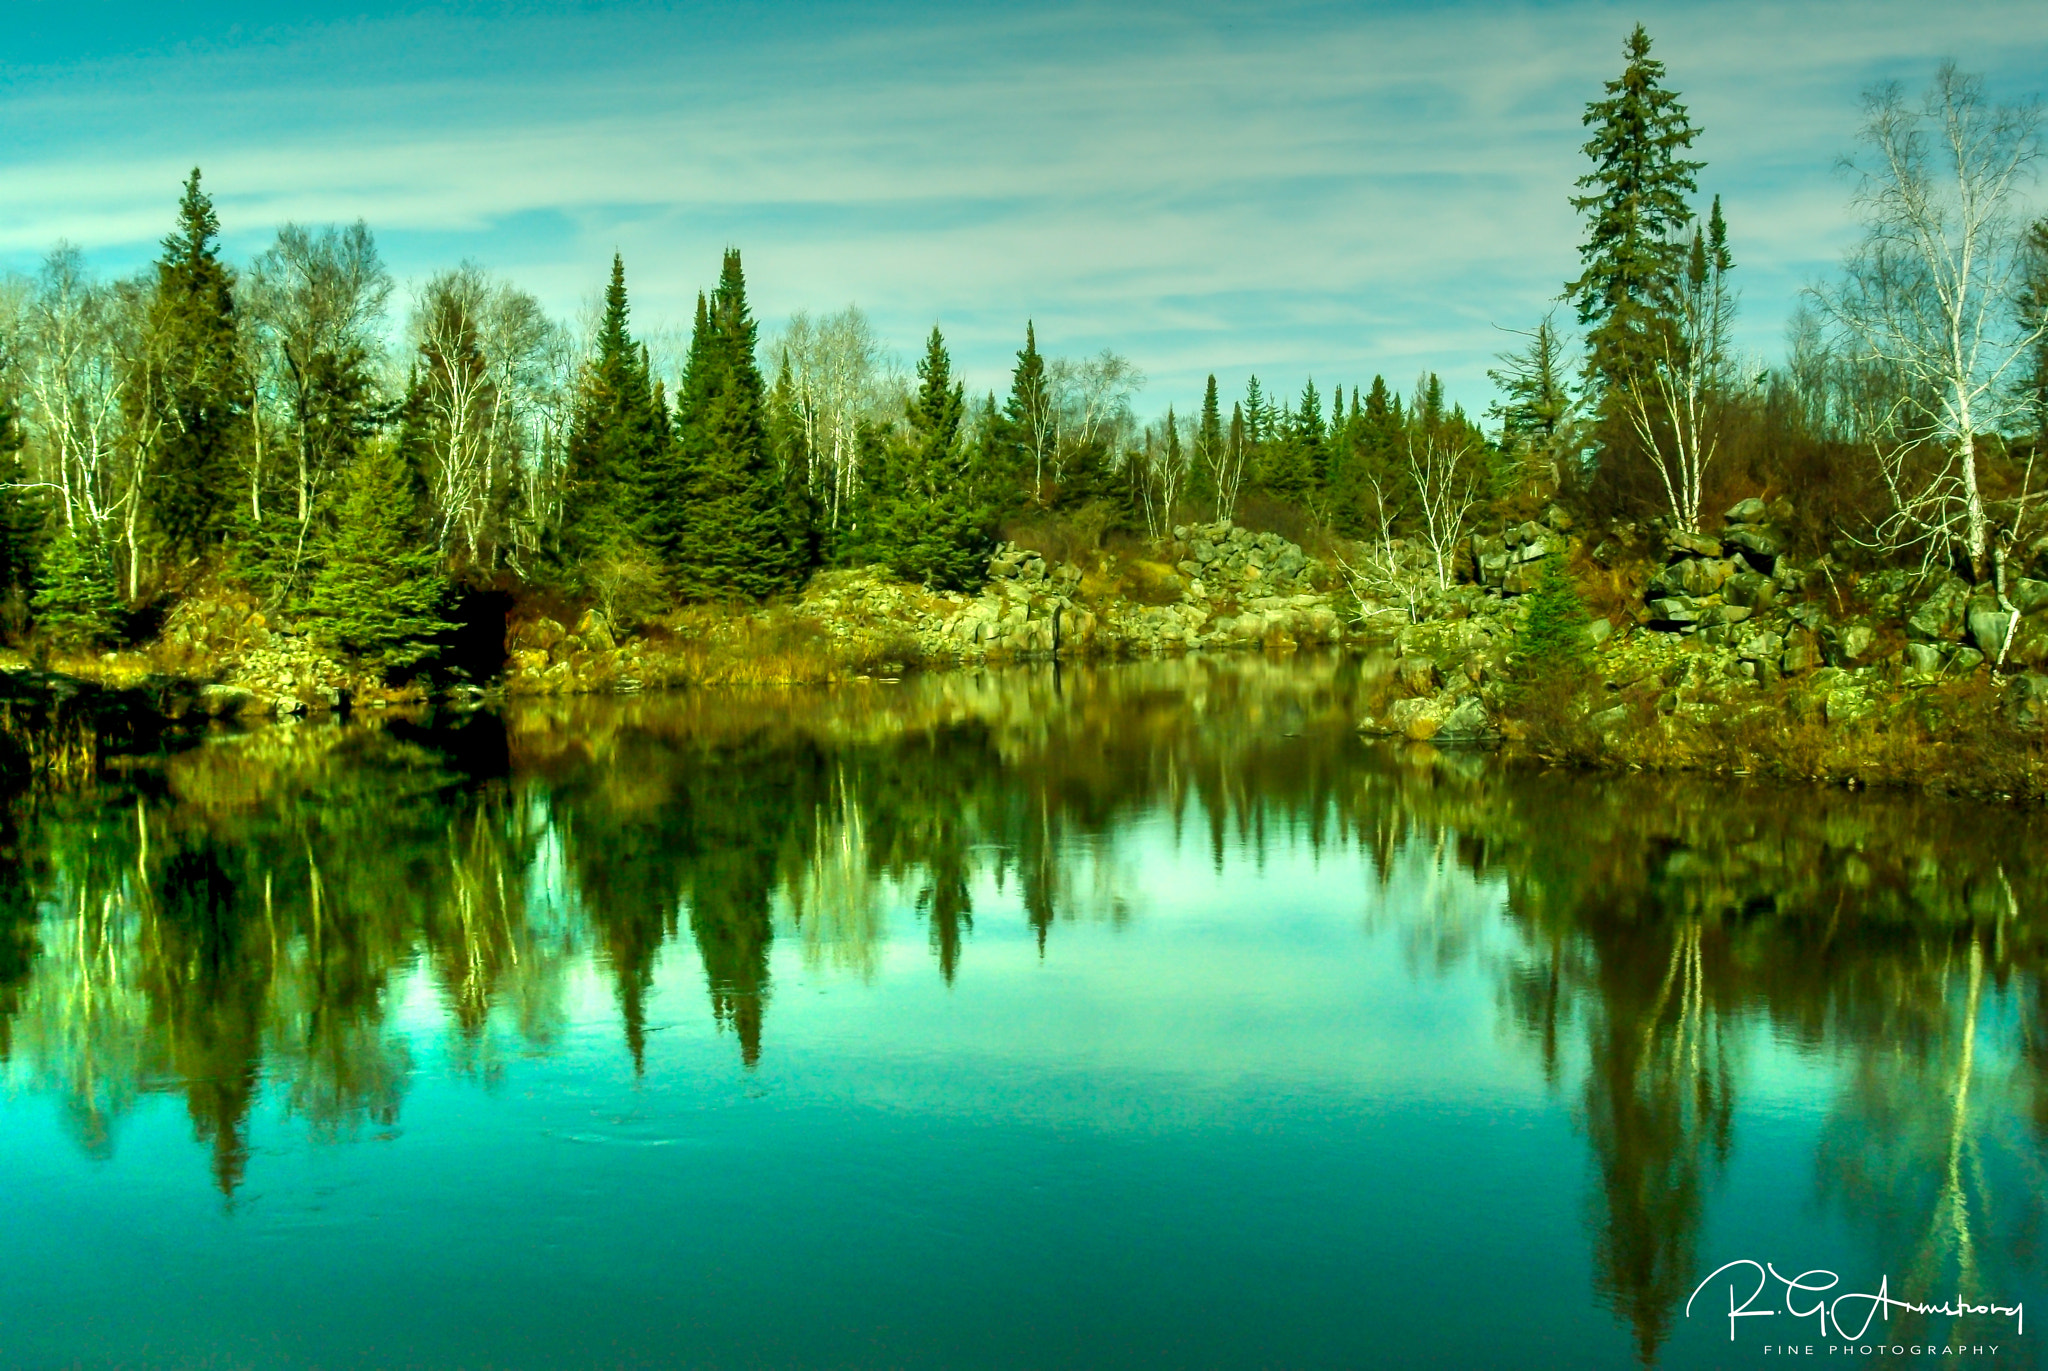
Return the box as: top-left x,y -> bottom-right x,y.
155,591 -> 365,716
929,525 -> 1342,658
506,610 -> 648,695
1468,506 -> 1573,594
1634,498 -> 1822,679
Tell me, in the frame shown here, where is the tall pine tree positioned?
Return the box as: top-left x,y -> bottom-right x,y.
1566,26 -> 1704,411
564,255 -> 667,572
670,250 -> 810,600
146,170 -> 249,564
1002,322 -> 1054,509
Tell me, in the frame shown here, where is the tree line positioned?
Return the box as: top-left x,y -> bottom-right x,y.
1,27 -> 2043,676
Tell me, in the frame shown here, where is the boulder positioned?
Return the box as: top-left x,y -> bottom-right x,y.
1906,578 -> 1971,642
1781,630 -> 1822,674
1677,557 -> 1738,597
1723,571 -> 1776,609
1968,603 -> 2018,659
1905,642 -> 1944,675
1723,526 -> 1779,569
1648,597 -> 1702,626
1736,629 -> 1785,662
1435,695 -> 1496,743
1666,529 -> 1722,559
1829,622 -> 1877,665
1724,497 -> 1769,524
2008,578 -> 2048,616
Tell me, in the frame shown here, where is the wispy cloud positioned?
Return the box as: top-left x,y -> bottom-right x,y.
2,0 -> 2043,407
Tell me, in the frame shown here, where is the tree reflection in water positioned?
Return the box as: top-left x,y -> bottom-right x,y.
1,654 -> 2043,1364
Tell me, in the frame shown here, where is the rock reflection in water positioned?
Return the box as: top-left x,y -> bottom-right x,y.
1,653 -> 2043,1366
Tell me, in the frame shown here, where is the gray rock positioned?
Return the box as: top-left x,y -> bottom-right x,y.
1736,630 -> 1785,661
2008,578 -> 2048,616
1906,642 -> 1944,675
1678,558 -> 1738,597
1586,617 -> 1613,646
1781,632 -> 1822,673
1648,596 -> 1702,625
1723,571 -> 1777,609
1723,526 -> 1779,567
1969,605 -> 2019,659
1666,529 -> 1722,558
1951,646 -> 1986,673
1436,695 -> 1496,743
1724,497 -> 1769,524
1907,578 -> 1971,641
1839,623 -> 1877,662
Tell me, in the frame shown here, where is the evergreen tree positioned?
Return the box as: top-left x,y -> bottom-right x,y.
1185,374 -> 1223,513
146,170 -> 249,565
1297,377 -> 1329,488
303,428 -> 455,676
849,327 -> 992,589
1566,26 -> 1705,409
31,523 -> 121,650
670,250 -> 809,600
1002,322 -> 1054,507
1516,552 -> 1591,677
565,255 -> 667,571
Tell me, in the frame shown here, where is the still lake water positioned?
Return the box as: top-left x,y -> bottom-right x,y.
2,655 -> 2042,1371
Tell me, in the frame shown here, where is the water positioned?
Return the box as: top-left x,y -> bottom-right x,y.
1,656 -> 2042,1370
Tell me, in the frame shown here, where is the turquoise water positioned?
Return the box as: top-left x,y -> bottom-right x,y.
1,657 -> 2041,1370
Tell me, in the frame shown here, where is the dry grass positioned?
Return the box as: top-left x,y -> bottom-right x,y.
642,604 -> 931,687
1532,674 -> 2048,802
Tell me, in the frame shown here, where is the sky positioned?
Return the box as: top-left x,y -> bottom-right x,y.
3,0 -> 2045,416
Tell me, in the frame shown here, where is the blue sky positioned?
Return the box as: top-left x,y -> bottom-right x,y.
4,0 -> 2045,414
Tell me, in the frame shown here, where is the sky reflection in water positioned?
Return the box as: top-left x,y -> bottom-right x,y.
1,657 -> 2043,1370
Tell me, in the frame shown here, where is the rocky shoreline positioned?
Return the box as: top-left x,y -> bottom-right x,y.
6,506 -> 2047,800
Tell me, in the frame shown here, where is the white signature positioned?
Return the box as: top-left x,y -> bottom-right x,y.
1687,1260 -> 2025,1341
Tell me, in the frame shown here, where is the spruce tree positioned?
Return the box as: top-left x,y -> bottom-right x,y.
31,524 -> 122,650
1566,25 -> 1705,408
303,429 -> 455,676
147,170 -> 248,563
857,327 -> 991,589
670,250 -> 809,600
565,255 -> 666,571
1002,322 -> 1053,508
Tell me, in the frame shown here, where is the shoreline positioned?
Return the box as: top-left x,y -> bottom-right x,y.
7,517 -> 2047,804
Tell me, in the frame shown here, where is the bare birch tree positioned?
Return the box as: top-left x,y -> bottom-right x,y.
775,307 -> 895,529
1816,65 -> 2045,584
409,267 -> 565,568
245,223 -> 391,531
6,249 -> 140,565
1617,216 -> 1734,534
1050,350 -> 1142,491
1133,411 -> 1190,541
1407,432 -> 1480,591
